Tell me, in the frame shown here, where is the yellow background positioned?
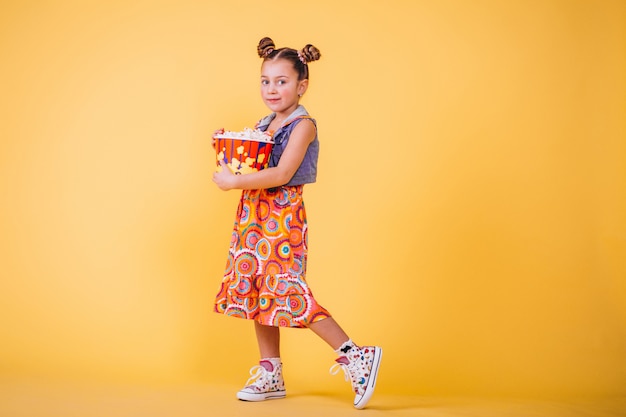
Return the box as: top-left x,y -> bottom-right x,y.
1,0 -> 625,401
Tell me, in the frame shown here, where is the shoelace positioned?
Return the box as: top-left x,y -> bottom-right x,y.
330,363 -> 349,380
330,362 -> 359,384
244,365 -> 268,387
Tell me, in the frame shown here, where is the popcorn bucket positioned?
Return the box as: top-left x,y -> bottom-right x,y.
214,131 -> 274,175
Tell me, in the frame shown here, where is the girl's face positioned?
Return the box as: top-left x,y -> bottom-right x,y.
260,58 -> 308,117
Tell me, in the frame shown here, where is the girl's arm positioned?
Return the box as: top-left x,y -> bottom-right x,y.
212,120 -> 316,191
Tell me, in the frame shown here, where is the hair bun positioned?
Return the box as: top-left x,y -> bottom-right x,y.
299,44 -> 321,63
257,37 -> 275,58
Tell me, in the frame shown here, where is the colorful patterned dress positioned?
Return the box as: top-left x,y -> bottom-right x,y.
214,107 -> 331,328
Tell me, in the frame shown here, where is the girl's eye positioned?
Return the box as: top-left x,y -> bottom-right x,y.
277,80 -> 286,85
261,80 -> 269,85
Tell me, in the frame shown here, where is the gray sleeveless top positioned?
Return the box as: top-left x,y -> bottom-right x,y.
256,105 -> 319,186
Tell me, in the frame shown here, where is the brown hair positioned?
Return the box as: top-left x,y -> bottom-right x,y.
257,37 -> 321,80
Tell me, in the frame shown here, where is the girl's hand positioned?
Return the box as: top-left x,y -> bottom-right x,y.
212,160 -> 238,191
211,128 -> 224,149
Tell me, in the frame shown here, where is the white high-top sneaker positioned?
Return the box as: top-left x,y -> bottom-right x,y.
330,344 -> 382,409
237,358 -> 286,401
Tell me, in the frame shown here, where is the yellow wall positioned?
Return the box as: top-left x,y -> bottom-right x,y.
1,0 -> 625,399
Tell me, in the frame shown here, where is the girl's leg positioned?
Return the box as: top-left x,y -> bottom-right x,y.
254,321 -> 281,358
308,317 -> 350,350
237,321 -> 286,401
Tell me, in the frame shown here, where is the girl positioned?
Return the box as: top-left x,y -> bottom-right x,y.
212,37 -> 382,410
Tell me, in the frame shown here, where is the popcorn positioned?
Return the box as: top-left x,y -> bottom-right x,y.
214,127 -> 273,143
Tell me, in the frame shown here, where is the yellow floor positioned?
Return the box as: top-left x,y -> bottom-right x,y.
1,378 -> 624,417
